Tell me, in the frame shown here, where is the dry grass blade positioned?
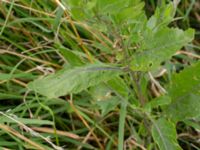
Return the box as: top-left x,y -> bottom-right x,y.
2,148 -> 11,150
77,128 -> 94,150
0,124 -> 46,150
0,0 -> 199,149
0,49 -> 61,68
175,50 -> 200,59
31,127 -> 81,140
1,0 -> 55,17
69,100 -> 104,150
54,0 -> 94,63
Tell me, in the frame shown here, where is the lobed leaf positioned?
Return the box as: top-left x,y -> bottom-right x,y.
147,2 -> 175,30
130,28 -> 194,71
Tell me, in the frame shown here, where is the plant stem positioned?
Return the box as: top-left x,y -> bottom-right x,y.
130,71 -> 146,106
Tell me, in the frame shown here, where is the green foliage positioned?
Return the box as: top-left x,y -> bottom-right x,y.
96,97 -> 120,116
66,0 -> 145,32
0,117 -> 53,125
107,76 -> 129,98
118,102 -> 127,150
147,2 -> 175,30
23,0 -> 197,149
28,63 -> 123,98
152,118 -> 182,150
144,95 -> 171,113
89,83 -> 121,116
0,0 -> 199,149
130,28 -> 194,71
164,62 -> 200,122
55,44 -> 84,66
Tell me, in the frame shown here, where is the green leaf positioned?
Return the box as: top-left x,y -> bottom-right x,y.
147,2 -> 175,30
118,102 -> 127,150
96,97 -> 120,116
0,93 -> 22,100
169,62 -> 200,100
184,120 -> 200,131
165,94 -> 200,122
67,0 -> 82,6
144,95 -> 171,112
152,118 -> 182,150
97,0 -> 127,14
53,7 -> 64,30
0,117 -> 53,125
107,76 -> 129,98
56,45 -> 84,66
28,64 -> 123,98
130,28 -> 194,71
89,76 -> 128,116
114,2 -> 144,24
70,7 -> 87,21
89,83 -> 111,100
86,0 -> 97,10
0,73 -> 34,80
164,62 -> 200,121
67,0 -> 95,20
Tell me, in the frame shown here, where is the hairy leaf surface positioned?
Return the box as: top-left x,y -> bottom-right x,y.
28,64 -> 123,98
